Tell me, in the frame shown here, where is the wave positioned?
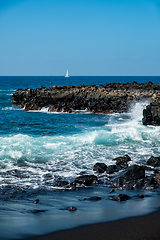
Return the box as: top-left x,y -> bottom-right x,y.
0,101 -> 159,190
27,107 -> 91,114
1,106 -> 22,111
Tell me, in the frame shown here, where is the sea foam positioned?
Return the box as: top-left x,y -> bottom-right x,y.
0,101 -> 160,190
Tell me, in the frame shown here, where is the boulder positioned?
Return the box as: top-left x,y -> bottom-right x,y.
147,156 -> 160,167
93,162 -> 107,173
109,194 -> 131,201
142,101 -> 160,125
139,195 -> 144,198
29,209 -> 45,213
72,175 -> 98,186
113,154 -> 131,169
34,199 -> 39,204
67,206 -> 77,211
111,165 -> 146,190
123,165 -> 145,180
53,180 -> 69,188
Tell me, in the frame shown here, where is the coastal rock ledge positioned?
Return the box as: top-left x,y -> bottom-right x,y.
12,81 -> 160,115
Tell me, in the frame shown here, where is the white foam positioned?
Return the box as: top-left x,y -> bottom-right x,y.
9,150 -> 23,159
1,101 -> 160,190
1,106 -> 21,111
129,101 -> 150,121
40,107 -> 49,112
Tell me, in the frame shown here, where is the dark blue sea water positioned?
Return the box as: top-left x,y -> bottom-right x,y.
0,76 -> 160,240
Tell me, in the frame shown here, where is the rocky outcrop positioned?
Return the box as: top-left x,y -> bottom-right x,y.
68,154 -> 160,192
142,100 -> 160,125
12,81 -> 160,114
93,155 -> 132,175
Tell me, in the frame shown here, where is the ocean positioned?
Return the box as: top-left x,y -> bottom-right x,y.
0,76 -> 160,240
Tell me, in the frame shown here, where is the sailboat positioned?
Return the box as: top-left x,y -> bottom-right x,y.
65,69 -> 69,77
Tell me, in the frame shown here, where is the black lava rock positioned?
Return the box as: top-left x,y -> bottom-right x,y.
113,154 -> 131,169
147,156 -> 160,167
142,101 -> 160,126
84,196 -> 101,201
106,165 -> 119,174
71,174 -> 98,187
109,194 -> 131,201
29,209 -> 45,213
93,162 -> 107,173
67,206 -> 77,211
123,165 -> 145,180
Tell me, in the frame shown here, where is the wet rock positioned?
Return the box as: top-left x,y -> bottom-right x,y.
34,199 -> 39,204
109,189 -> 115,194
155,173 -> 160,185
146,175 -> 155,186
93,162 -> 107,173
84,196 -> 101,201
122,165 -> 145,180
10,195 -> 16,198
147,156 -> 160,167
67,206 -> 77,211
113,154 -> 131,164
29,209 -> 45,213
109,194 -> 131,201
106,165 -> 119,174
111,165 -> 146,190
53,180 -> 69,188
113,154 -> 131,169
139,195 -> 144,198
134,178 -> 148,189
142,101 -> 160,125
72,175 -> 98,187
123,181 -> 134,190
111,176 -> 124,189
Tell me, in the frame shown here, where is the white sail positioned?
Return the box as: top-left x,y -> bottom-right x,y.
65,70 -> 69,77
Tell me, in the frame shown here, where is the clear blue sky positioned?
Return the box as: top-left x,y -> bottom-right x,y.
0,0 -> 160,76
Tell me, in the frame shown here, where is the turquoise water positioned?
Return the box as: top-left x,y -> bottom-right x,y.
0,76 -> 160,191
0,76 -> 160,239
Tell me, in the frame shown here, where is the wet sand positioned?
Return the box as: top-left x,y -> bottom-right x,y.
25,209 -> 160,240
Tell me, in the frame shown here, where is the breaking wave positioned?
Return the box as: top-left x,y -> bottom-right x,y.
0,101 -> 160,190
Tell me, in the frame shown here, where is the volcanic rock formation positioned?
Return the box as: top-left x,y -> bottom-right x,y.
12,81 -> 160,115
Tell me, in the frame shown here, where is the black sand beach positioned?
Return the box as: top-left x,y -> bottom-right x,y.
24,210 -> 160,240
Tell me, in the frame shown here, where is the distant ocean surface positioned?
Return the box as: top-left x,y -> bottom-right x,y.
0,76 -> 160,192
1,76 -> 160,240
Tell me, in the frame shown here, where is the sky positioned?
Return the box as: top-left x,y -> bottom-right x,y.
0,0 -> 160,76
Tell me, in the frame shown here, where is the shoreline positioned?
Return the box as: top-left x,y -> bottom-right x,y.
1,186 -> 160,240
22,209 -> 160,240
